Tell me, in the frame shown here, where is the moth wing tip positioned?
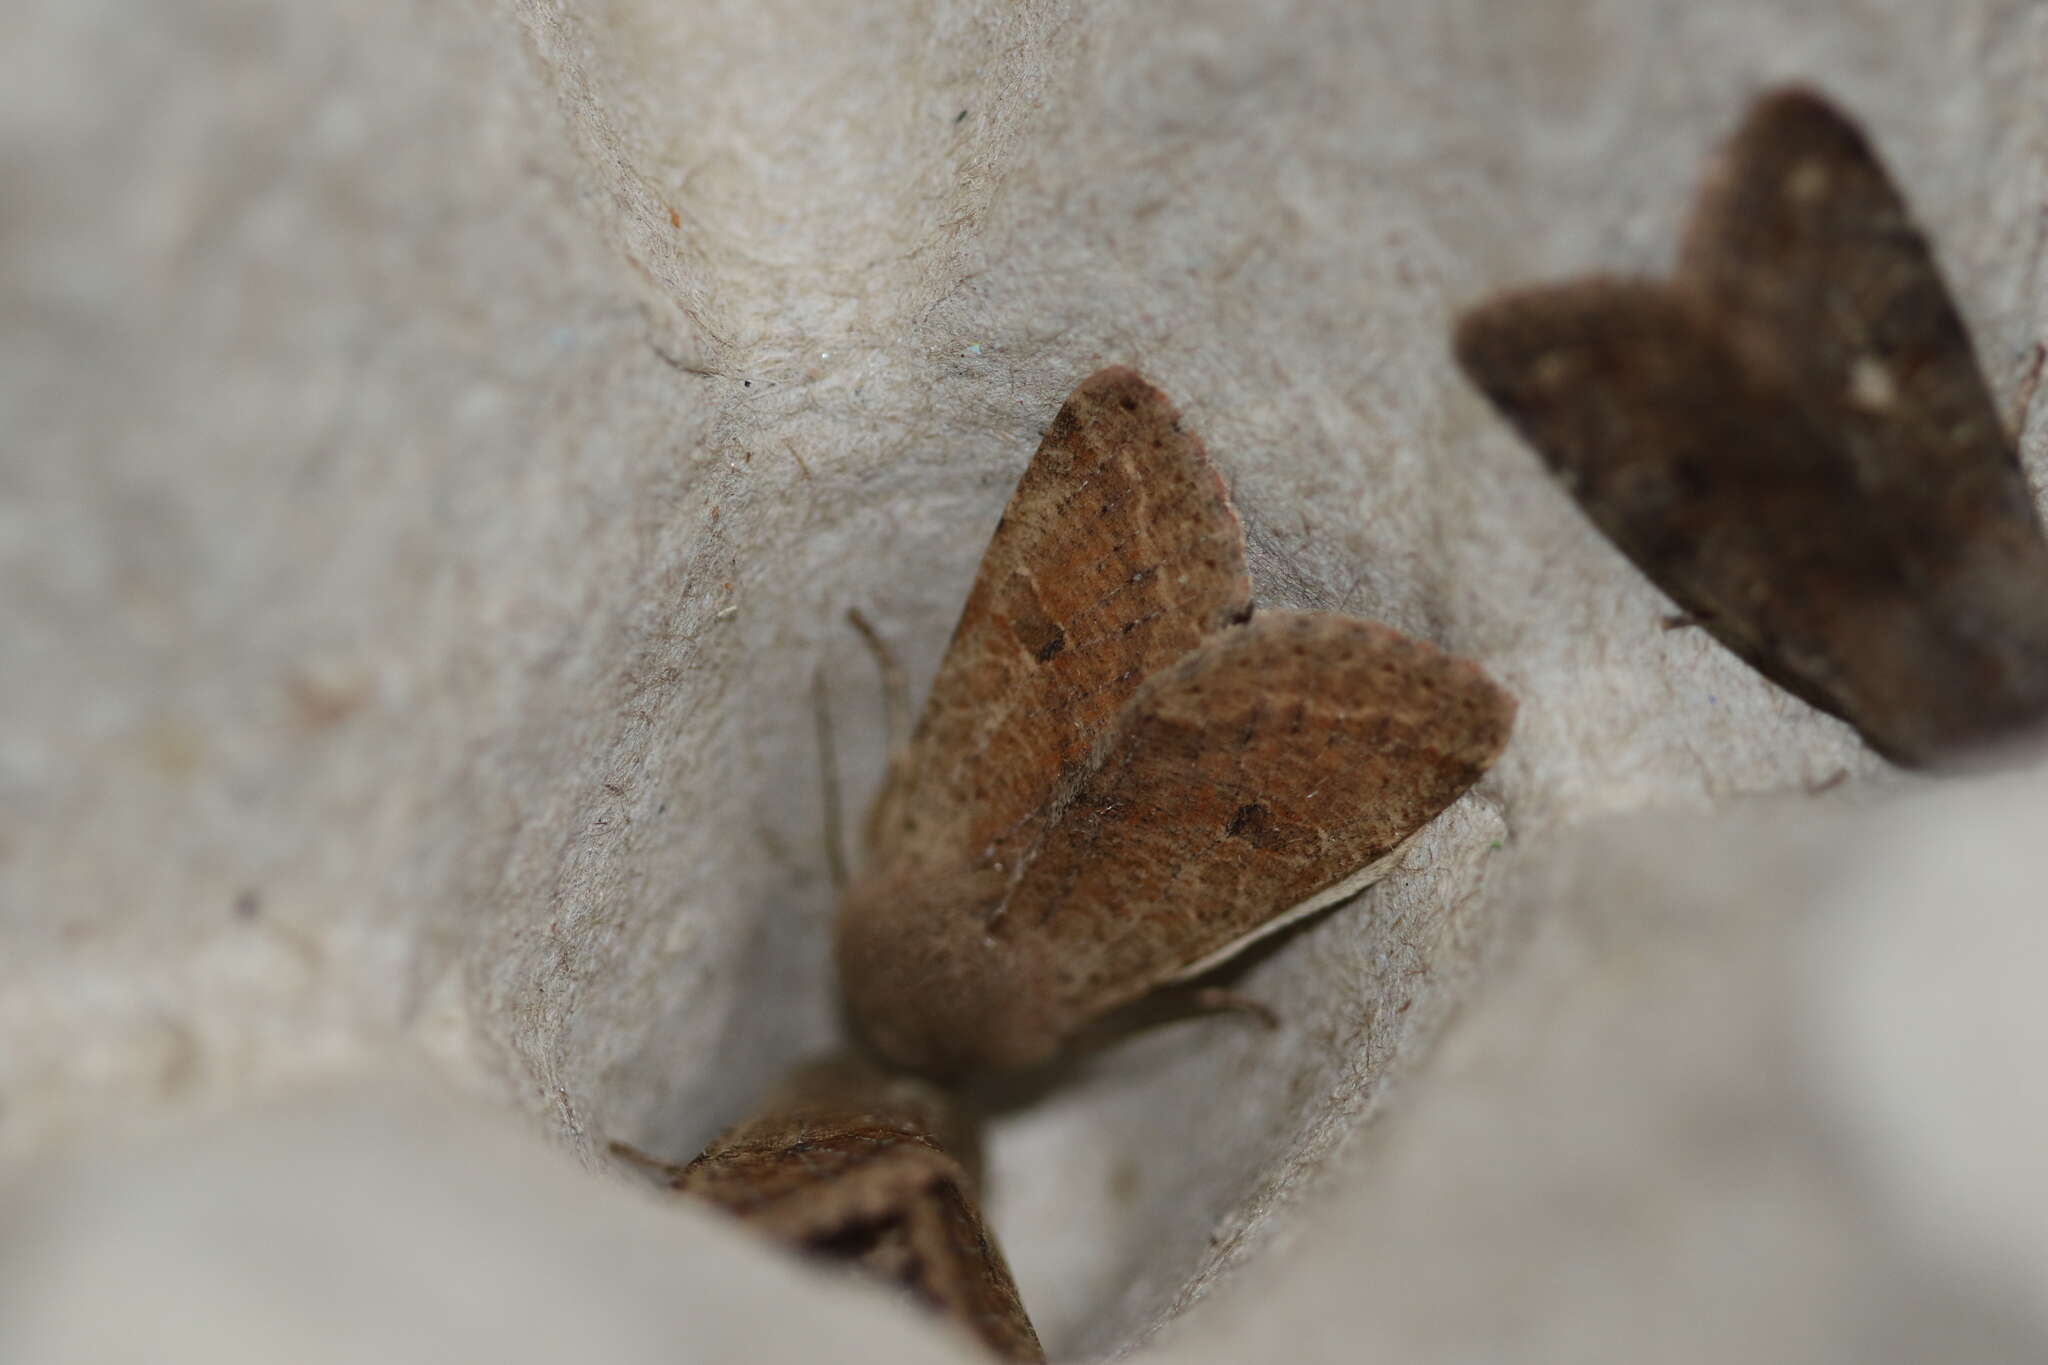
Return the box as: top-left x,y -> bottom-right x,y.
1747,82 -> 1853,133
1073,363 -> 1164,406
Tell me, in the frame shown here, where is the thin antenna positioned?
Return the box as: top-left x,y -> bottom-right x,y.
813,666 -> 850,894
845,607 -> 909,753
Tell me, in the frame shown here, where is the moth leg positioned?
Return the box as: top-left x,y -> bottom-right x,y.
1660,609 -> 1715,631
607,1139 -> 692,1185
1187,987 -> 1281,1030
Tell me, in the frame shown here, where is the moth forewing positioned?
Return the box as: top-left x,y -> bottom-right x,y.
1677,85 -> 1998,449
1162,833 -> 1419,985
860,365 -> 1253,888
842,608 -> 1515,1077
1453,279 -> 1993,761
996,612 -> 1514,1033
1682,87 -> 2048,564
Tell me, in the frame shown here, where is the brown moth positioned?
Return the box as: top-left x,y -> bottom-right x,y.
1454,85 -> 2048,766
838,366 -> 1516,1077
613,1053 -> 1044,1363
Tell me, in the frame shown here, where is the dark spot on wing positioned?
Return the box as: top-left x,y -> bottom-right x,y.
1224,801 -> 1298,852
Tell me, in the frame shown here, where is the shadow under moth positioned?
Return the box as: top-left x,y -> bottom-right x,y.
1455,85 -> 2048,767
838,366 -> 1516,1077
613,1053 -> 1044,1362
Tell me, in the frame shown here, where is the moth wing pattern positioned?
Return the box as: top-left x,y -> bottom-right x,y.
1454,278 -> 2038,763
998,610 -> 1514,1039
1679,85 -> 2048,630
843,611 -> 1514,1074
861,366 -> 1253,888
665,1057 -> 1044,1362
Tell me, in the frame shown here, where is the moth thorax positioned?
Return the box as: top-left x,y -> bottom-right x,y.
837,871 -> 1064,1078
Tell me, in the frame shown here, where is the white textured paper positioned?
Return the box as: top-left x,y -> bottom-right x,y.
5,1 -> 2047,1360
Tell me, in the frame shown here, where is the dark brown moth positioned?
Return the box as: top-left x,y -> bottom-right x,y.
1455,85 -> 2048,766
612,1053 -> 1044,1362
838,366 -> 1516,1077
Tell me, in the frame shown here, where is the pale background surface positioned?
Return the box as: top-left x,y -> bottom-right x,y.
5,0 -> 2047,1360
